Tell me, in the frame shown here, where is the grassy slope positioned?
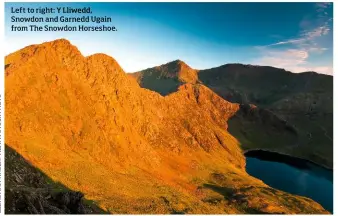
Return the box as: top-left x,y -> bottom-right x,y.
6,143 -> 328,214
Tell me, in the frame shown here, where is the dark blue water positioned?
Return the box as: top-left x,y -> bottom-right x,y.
245,151 -> 333,213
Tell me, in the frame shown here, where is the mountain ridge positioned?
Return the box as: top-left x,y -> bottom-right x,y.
5,38 -> 330,214
132,59 -> 332,78
133,57 -> 333,169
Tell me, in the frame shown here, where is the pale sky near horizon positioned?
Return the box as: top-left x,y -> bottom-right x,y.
5,2 -> 333,75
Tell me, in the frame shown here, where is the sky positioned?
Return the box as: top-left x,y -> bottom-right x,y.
5,2 -> 334,75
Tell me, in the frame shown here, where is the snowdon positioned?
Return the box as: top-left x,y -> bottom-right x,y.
44,25 -> 77,31
11,16 -> 44,22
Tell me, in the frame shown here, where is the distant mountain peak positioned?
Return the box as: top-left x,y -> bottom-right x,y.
141,59 -> 198,83
167,59 -> 188,66
154,59 -> 192,72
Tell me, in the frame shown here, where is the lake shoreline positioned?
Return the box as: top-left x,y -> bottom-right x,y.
245,150 -> 333,213
243,148 -> 333,171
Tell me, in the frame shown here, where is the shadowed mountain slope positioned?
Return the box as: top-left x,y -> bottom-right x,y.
5,39 -> 329,214
133,61 -> 333,168
199,64 -> 333,168
5,145 -> 107,214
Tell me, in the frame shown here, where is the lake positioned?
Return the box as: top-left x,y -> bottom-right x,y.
245,150 -> 333,213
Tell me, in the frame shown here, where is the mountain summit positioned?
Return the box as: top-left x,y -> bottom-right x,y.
130,59 -> 198,95
5,39 -> 329,214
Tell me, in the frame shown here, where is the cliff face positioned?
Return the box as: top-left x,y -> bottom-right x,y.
5,39 -> 328,214
227,104 -> 299,153
198,64 -> 333,168
134,62 -> 333,168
